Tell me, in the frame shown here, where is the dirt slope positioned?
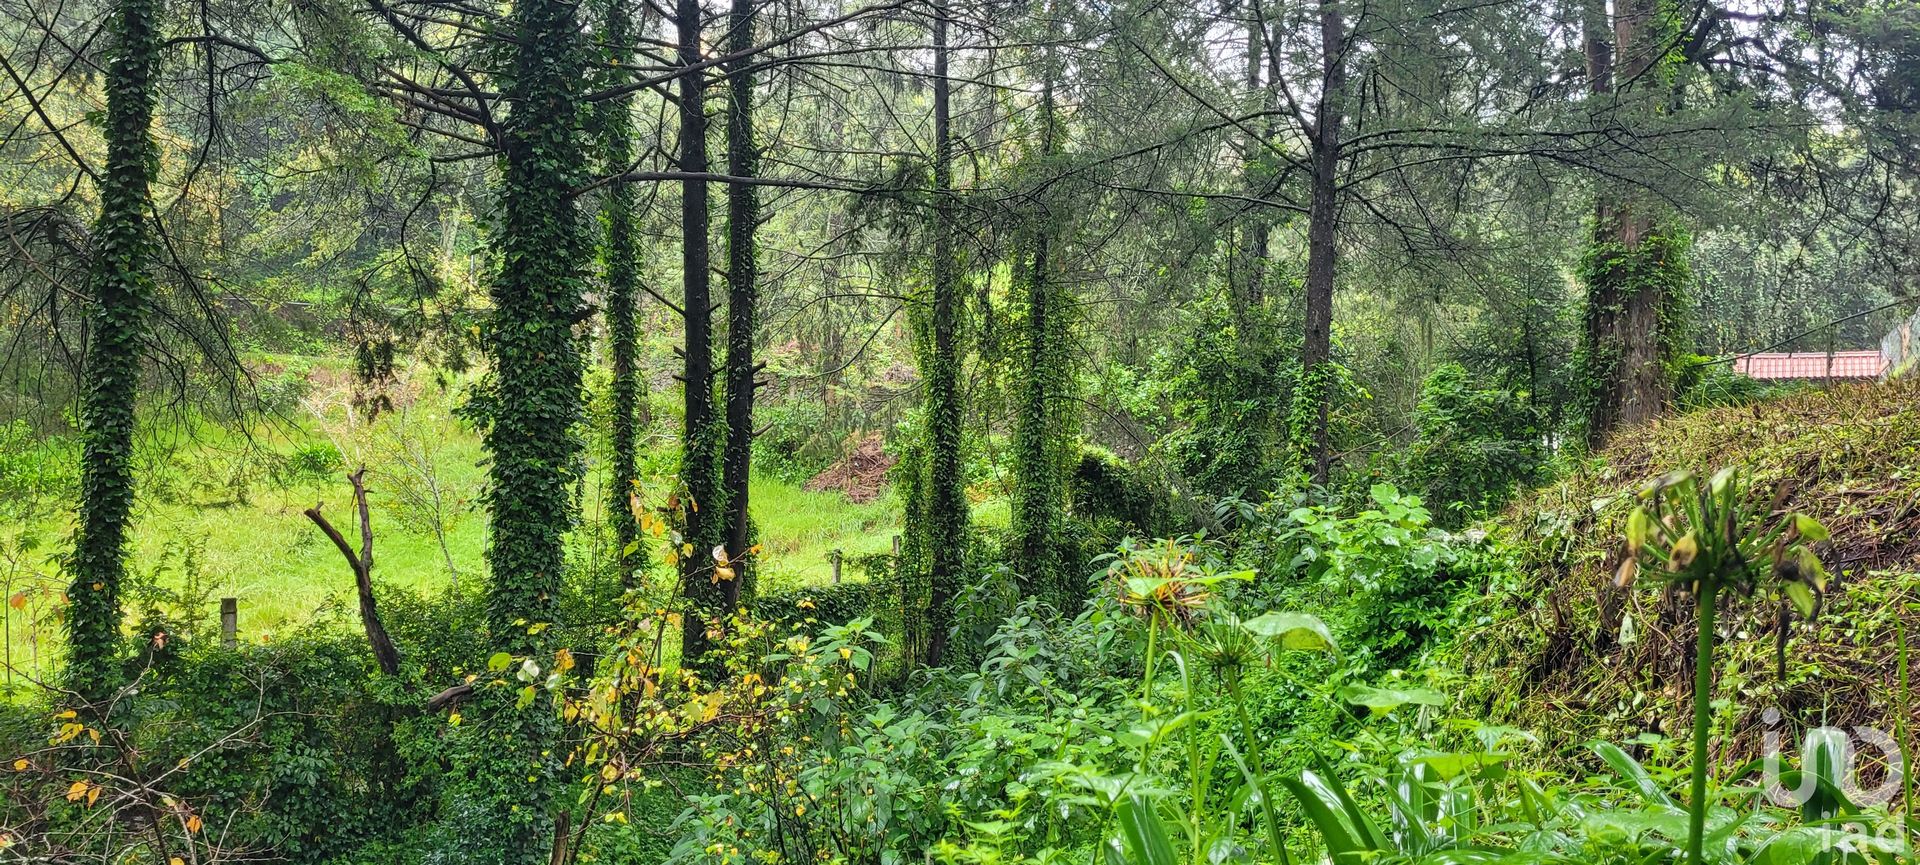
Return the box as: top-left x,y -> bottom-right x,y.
1452,379 -> 1920,763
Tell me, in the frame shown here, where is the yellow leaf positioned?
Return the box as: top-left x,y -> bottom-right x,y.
1670,532 -> 1699,570
10,759 -> 26,771
6,592 -> 23,611
186,814 -> 203,833
86,783 -> 101,805
66,780 -> 87,801
172,858 -> 185,865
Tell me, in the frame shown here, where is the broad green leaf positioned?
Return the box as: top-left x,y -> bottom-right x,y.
1337,684 -> 1446,716
1278,771 -> 1369,864
1312,755 -> 1391,852
1115,796 -> 1179,865
1587,741 -> 1680,811
1794,514 -> 1830,543
487,651 -> 513,673
1240,612 -> 1338,654
1784,581 -> 1815,618
1403,750 -> 1512,781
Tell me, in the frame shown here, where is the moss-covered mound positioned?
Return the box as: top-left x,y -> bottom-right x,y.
1451,379 -> 1920,763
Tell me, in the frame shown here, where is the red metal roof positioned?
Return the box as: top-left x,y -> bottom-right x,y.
1732,351 -> 1887,381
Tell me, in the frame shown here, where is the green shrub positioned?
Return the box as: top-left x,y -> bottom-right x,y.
1401,363 -> 1544,527
752,399 -> 839,485
1672,353 -> 1805,410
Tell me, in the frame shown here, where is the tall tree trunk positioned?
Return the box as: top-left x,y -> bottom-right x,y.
1582,0 -> 1679,447
602,0 -> 644,588
1231,9 -> 1270,317
66,0 -> 160,713
1299,0 -> 1345,487
923,0 -> 967,667
475,0 -> 588,850
720,0 -> 758,609
677,0 -> 724,666
1011,13 -> 1069,604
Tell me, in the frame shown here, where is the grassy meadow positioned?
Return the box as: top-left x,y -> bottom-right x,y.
0,358 -> 897,688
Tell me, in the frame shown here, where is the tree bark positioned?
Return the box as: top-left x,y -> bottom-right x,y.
1299,0 -> 1345,487
1582,0 -> 1675,447
303,470 -> 401,676
677,0 -> 724,666
923,0 -> 967,667
720,0 -> 759,610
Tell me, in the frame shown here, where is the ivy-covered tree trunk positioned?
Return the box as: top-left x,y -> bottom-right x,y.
1297,0 -> 1345,488
1011,30 -> 1070,606
464,0 -> 587,851
601,0 -> 644,588
922,0 -> 968,667
720,0 -> 759,608
1581,0 -> 1686,447
65,0 -> 160,713
677,0 -> 725,666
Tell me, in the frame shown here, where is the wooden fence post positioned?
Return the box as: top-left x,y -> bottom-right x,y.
830,549 -> 843,585
220,597 -> 237,649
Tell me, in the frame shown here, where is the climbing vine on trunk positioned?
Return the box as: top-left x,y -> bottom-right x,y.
599,0 -> 645,588
458,0 -> 589,854
66,0 -> 161,713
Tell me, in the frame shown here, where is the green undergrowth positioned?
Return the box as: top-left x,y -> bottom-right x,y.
1445,378 -> 1920,763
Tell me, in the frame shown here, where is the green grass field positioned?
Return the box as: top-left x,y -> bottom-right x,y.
0,360 -> 898,687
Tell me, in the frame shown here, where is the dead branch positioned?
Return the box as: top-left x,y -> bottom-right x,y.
303,468 -> 402,676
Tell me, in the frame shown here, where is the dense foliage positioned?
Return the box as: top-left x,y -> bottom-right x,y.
4,0 -> 1920,856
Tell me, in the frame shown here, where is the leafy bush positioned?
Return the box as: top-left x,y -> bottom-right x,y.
1231,483 -> 1468,671
752,399 -> 840,484
0,420 -> 76,521
1400,363 -> 1544,527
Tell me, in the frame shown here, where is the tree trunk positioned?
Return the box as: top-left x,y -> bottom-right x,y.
677,0 -> 724,667
1582,0 -> 1679,447
1011,30 -> 1064,603
1299,0 -> 1345,487
923,0 -> 967,667
66,0 -> 160,713
1230,10 -> 1270,317
720,0 -> 759,610
478,0 -> 589,850
602,0 -> 644,588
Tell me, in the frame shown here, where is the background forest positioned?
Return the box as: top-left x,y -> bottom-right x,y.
3,0 -> 1920,859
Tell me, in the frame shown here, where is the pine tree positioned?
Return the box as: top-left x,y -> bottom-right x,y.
922,0 -> 968,666
465,0 -> 589,850
65,0 -> 161,713
600,0 -> 645,587
720,0 -> 760,607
